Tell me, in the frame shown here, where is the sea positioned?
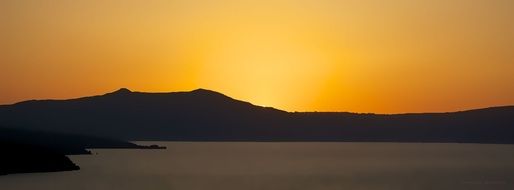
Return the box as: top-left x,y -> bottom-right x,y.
1,142 -> 514,190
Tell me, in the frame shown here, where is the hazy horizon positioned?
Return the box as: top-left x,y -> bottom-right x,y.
1,87 -> 513,114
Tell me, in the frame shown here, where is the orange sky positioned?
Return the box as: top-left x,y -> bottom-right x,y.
1,0 -> 513,113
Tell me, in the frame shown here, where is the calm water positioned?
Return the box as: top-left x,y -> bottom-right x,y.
1,142 -> 514,190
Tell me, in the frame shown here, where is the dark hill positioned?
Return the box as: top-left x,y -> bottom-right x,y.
0,127 -> 162,155
0,141 -> 80,175
0,127 -> 164,175
0,88 -> 513,143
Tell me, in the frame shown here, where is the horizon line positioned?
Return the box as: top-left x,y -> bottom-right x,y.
1,87 -> 513,115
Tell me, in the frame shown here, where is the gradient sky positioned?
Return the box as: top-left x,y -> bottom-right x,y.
1,0 -> 513,113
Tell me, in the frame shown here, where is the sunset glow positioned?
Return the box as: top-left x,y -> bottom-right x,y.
1,0 -> 513,113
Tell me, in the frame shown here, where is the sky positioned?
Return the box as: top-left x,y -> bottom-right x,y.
1,0 -> 513,113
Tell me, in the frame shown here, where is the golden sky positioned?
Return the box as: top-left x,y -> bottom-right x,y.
1,0 -> 513,113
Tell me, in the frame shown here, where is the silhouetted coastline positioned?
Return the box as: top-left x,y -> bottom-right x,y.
0,127 -> 165,175
0,88 -> 512,144
0,141 -> 79,175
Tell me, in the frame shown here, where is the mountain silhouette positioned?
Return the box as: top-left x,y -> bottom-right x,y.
0,88 -> 513,143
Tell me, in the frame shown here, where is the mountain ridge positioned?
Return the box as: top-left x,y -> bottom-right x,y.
0,88 -> 513,143
3,88 -> 510,114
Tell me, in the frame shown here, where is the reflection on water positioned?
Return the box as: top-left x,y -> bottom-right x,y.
1,142 -> 514,190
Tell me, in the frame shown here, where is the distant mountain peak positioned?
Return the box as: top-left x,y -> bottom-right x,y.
115,88 -> 132,93
190,88 -> 225,95
189,88 -> 235,100
105,88 -> 132,96
191,88 -> 216,93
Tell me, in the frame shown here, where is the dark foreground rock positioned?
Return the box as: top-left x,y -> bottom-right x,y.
0,127 -> 165,175
0,141 -> 79,175
0,127 -> 166,155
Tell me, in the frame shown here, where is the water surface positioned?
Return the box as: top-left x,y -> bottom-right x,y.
1,142 -> 514,190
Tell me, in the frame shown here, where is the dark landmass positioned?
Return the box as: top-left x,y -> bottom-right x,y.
0,141 -> 79,176
0,127 -> 164,175
0,88 -> 513,144
0,127 -> 165,155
